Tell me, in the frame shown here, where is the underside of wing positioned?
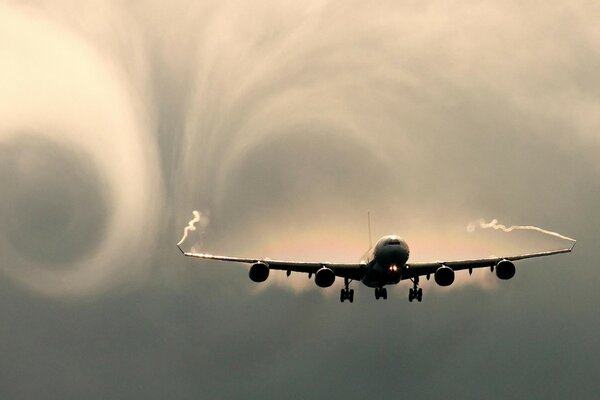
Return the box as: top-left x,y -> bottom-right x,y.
178,245 -> 367,280
404,244 -> 575,279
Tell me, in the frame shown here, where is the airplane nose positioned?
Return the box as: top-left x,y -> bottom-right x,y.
381,247 -> 408,266
394,246 -> 410,264
374,238 -> 410,266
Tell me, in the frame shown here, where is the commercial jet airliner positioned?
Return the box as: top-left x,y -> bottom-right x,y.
177,232 -> 575,303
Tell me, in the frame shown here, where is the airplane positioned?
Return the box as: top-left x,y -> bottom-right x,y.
177,228 -> 575,303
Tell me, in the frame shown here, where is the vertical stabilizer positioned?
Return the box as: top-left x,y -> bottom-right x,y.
367,210 -> 373,248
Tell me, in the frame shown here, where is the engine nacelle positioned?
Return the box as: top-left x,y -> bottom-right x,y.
434,265 -> 455,286
315,267 -> 336,288
496,259 -> 516,280
249,262 -> 270,282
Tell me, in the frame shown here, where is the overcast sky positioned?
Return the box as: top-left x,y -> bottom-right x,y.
0,0 -> 599,398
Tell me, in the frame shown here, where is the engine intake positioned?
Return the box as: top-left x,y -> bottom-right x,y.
249,262 -> 270,282
434,265 -> 455,286
496,259 -> 516,280
315,267 -> 336,288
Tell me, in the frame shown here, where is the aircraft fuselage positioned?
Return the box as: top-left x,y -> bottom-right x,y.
361,235 -> 410,288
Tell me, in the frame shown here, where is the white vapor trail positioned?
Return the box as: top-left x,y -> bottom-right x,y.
467,219 -> 576,243
178,210 -> 204,246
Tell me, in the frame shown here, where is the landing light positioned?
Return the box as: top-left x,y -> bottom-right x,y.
390,265 -> 398,272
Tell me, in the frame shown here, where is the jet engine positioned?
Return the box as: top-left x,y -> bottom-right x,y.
434,265 -> 455,286
249,262 -> 270,282
495,259 -> 516,280
315,267 -> 336,288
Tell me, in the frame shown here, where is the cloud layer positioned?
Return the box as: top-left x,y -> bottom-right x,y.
0,0 -> 598,398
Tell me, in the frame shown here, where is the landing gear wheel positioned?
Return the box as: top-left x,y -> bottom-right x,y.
375,287 -> 387,300
408,277 -> 423,303
340,278 -> 355,303
340,288 -> 353,303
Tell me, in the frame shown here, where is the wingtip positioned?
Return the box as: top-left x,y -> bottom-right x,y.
570,240 -> 577,251
176,244 -> 186,255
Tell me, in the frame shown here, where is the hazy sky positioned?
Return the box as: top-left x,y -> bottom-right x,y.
0,0 -> 599,398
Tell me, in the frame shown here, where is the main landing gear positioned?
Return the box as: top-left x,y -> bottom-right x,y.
408,277 -> 423,302
375,287 -> 387,300
340,277 -> 354,303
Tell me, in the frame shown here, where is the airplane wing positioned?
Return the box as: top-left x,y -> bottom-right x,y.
177,245 -> 367,280
403,244 -> 575,279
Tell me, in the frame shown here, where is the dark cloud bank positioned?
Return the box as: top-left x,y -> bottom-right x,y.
0,1 -> 599,399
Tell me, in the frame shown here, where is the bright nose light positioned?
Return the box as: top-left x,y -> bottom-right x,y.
390,265 -> 398,272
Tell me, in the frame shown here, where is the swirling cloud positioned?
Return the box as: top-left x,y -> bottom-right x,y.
0,4 -> 161,296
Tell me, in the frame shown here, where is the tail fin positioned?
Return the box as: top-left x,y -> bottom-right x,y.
367,210 -> 373,248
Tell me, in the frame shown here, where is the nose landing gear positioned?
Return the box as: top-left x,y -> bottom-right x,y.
375,287 -> 387,300
340,277 -> 354,303
408,277 -> 423,302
